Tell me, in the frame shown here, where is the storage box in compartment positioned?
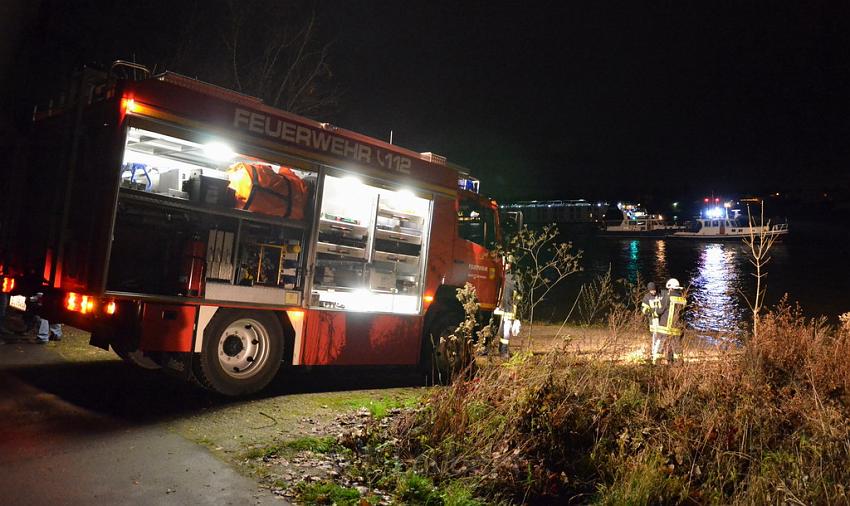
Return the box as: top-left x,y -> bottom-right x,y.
157,167 -> 201,194
376,208 -> 424,231
315,262 -> 365,289
369,270 -> 397,292
374,238 -> 421,256
373,250 -> 419,265
316,241 -> 367,259
317,219 -> 369,249
375,228 -> 422,245
185,175 -> 235,207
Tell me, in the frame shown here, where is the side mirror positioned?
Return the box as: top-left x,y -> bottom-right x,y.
501,211 -> 523,237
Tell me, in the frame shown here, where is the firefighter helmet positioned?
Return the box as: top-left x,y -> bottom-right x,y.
666,278 -> 681,290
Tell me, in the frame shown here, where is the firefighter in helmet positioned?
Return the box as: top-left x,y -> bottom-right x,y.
654,278 -> 686,364
641,282 -> 663,362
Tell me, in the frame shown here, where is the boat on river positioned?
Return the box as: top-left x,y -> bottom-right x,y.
600,204 -> 681,237
672,217 -> 789,240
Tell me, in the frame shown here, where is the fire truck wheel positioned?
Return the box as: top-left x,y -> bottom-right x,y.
111,342 -> 162,370
195,310 -> 284,396
424,313 -> 466,385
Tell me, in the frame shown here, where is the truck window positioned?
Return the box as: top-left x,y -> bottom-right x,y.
310,174 -> 432,314
458,197 -> 496,249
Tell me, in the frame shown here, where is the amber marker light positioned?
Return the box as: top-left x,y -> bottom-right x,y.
122,98 -> 138,113
105,301 -> 117,315
66,292 -> 79,311
1,277 -> 14,293
423,294 -> 434,303
80,295 -> 94,314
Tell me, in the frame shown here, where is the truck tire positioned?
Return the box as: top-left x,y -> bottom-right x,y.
422,312 -> 466,385
194,310 -> 284,396
111,341 -> 162,370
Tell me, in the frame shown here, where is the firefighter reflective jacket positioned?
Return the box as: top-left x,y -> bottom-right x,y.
495,271 -> 518,319
641,292 -> 662,330
656,289 -> 686,336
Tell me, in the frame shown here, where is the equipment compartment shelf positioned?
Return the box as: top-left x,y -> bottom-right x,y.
373,250 -> 419,265
119,188 -> 307,229
316,241 -> 367,259
318,217 -> 370,234
375,228 -> 422,244
377,207 -> 423,221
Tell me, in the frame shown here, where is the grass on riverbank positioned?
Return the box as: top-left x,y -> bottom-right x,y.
339,301 -> 850,504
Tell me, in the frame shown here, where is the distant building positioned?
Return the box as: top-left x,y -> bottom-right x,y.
500,199 -> 599,224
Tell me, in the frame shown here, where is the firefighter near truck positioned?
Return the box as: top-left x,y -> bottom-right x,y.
2,63 -> 505,396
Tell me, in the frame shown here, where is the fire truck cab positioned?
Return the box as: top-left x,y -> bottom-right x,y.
4,64 -> 504,396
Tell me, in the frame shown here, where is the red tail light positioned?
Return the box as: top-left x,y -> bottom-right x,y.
66,293 -> 116,315
1,277 -> 13,294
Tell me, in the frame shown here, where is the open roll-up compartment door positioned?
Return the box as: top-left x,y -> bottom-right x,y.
56,99 -> 126,293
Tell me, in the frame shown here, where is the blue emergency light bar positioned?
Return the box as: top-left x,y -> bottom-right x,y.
458,178 -> 479,193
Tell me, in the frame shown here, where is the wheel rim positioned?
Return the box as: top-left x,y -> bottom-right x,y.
217,318 -> 271,379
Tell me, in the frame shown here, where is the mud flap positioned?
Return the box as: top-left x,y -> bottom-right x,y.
89,331 -> 111,351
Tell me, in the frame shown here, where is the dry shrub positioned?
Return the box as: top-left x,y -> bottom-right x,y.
751,297 -> 850,402
391,300 -> 850,504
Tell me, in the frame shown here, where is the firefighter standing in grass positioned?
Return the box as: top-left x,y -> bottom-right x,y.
495,261 -> 520,359
655,278 -> 687,364
641,282 -> 663,363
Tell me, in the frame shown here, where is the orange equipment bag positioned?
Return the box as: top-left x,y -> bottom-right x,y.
227,163 -> 308,220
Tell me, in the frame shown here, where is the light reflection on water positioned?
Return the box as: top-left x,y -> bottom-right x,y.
687,244 -> 749,337
617,241 -> 750,337
556,224 -> 850,340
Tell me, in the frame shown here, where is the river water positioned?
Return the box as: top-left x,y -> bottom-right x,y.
543,221 -> 850,337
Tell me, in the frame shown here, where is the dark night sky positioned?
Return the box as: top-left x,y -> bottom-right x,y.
4,0 -> 850,203
324,1 -> 850,202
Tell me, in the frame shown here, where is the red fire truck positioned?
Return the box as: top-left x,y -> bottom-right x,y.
3,62 -> 504,395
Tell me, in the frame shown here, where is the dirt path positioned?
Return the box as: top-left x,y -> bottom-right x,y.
509,322 -> 736,362
0,324 -> 426,503
0,335 -> 280,505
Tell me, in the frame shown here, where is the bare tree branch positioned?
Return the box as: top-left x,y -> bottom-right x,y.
497,224 -> 582,350
273,10 -> 315,107
742,201 -> 780,339
149,1 -> 340,118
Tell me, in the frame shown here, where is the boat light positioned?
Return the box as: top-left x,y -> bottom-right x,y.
706,207 -> 724,219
